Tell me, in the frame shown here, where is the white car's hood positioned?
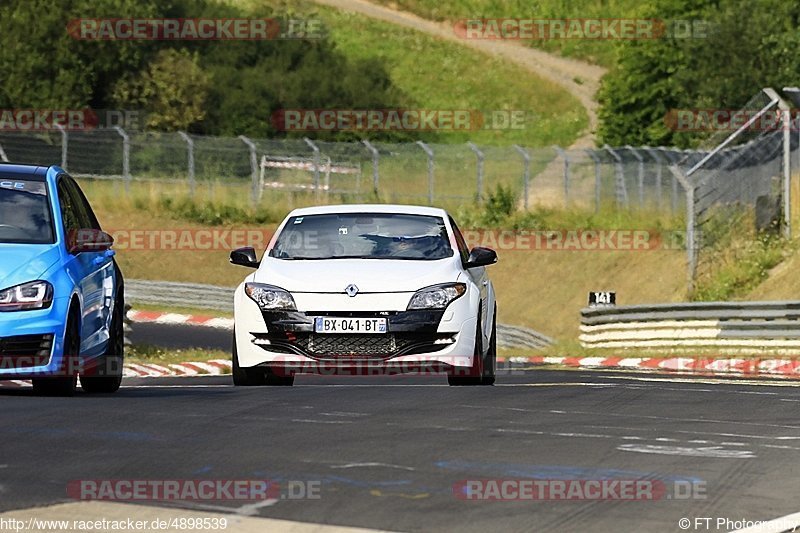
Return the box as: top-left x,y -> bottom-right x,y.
254,257 -> 460,293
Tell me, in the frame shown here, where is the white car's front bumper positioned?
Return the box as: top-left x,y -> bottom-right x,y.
233,283 -> 479,375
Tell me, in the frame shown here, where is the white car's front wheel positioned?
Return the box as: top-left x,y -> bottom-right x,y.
448,308 -> 496,386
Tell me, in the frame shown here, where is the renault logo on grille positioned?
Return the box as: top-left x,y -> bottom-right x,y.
345,284 -> 359,297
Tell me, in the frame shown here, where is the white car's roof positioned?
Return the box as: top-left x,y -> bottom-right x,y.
286,204 -> 449,218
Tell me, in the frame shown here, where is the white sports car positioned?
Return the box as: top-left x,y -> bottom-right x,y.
230,204 -> 497,386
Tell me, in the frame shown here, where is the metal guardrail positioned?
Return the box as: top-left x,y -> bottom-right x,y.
126,280 -> 234,312
580,301 -> 800,349
125,279 -> 552,350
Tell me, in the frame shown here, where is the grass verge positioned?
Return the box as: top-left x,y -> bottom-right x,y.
87,182 -> 690,340
126,345 -> 230,367
537,340 -> 800,360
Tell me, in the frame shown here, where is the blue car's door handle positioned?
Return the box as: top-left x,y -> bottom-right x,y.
93,250 -> 116,266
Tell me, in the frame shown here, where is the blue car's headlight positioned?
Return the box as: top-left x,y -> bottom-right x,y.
0,280 -> 54,312
245,283 -> 297,311
407,283 -> 466,310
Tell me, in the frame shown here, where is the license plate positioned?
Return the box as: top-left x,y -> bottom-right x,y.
314,317 -> 388,334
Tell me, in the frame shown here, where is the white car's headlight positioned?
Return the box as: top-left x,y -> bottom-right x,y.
245,283 -> 297,311
407,283 -> 466,310
0,280 -> 54,312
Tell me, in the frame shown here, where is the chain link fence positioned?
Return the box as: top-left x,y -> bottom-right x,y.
1,87 -> 797,295
669,88 -> 799,292
0,128 -> 691,211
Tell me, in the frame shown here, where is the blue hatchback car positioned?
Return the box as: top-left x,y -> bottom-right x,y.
0,164 -> 124,395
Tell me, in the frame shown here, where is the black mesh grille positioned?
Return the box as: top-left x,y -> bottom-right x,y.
0,334 -> 54,367
302,334 -> 404,357
257,332 -> 452,358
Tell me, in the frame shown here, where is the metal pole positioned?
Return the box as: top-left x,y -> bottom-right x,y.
239,135 -> 259,205
362,140 -> 380,196
54,124 -> 67,171
644,147 -> 663,210
668,164 -> 695,294
303,137 -> 321,201
782,87 -> 800,172
626,145 -> 645,207
553,146 -> 570,205
662,149 -> 680,214
467,142 -> 484,203
416,141 -> 434,205
513,145 -> 530,210
324,155 -> 331,192
113,126 -> 130,193
604,145 -> 628,208
686,187 -> 696,293
686,90 -> 779,178
777,101 -> 792,238
585,149 -> 601,213
178,131 -> 195,197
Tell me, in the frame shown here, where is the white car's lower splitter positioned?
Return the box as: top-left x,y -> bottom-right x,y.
236,308 -> 478,377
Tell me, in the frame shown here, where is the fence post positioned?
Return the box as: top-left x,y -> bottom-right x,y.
604,145 -> 628,208
787,88 -> 800,174
585,149 -> 601,213
238,135 -> 259,206
659,148 -> 680,214
626,146 -> 645,207
553,146 -> 569,205
643,147 -> 663,210
416,141 -> 434,205
177,131 -> 195,197
362,139 -> 380,196
513,145 -> 530,210
54,124 -> 68,171
667,164 -> 695,294
113,126 -> 131,193
777,99 -> 792,238
467,142 -> 484,203
303,137 -> 321,200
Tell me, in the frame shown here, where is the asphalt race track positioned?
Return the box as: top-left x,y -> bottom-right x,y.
130,322 -> 231,351
2,369 -> 800,532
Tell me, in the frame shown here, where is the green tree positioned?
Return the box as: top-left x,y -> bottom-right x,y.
597,0 -> 800,147
112,49 -> 211,132
0,0 -> 161,109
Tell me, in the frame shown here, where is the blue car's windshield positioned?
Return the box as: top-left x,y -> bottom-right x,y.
270,213 -> 454,260
0,179 -> 54,244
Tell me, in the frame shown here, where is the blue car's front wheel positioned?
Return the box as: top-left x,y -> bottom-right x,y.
80,295 -> 124,394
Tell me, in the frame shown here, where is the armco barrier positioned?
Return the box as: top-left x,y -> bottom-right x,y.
580,301 -> 800,349
125,279 -> 553,350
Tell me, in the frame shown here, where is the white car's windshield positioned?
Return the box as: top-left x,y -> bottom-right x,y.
270,213 -> 454,260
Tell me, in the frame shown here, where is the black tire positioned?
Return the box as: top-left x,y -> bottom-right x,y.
448,312 -> 485,386
481,307 -> 497,386
232,331 -> 294,386
80,294 -> 124,394
33,309 -> 79,396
